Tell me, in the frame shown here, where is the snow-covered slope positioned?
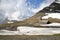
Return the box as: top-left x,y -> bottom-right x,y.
0,26 -> 60,35
42,13 -> 60,19
40,23 -> 60,27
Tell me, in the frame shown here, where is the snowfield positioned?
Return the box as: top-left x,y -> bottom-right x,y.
40,13 -> 60,27
42,13 -> 60,19
0,26 -> 60,35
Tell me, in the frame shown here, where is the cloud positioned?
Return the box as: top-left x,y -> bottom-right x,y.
0,0 -> 34,21
0,0 -> 55,22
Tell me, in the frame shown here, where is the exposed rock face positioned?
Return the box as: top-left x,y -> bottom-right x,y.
39,2 -> 60,13
55,0 -> 60,3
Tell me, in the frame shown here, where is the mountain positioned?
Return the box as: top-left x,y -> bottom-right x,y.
0,1 -> 60,30
39,2 -> 60,13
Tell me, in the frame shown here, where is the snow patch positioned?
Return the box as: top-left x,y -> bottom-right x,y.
42,13 -> 60,19
0,27 -> 60,35
40,23 -> 60,26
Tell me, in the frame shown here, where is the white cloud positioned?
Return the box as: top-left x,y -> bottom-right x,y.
0,0 -> 33,21
0,0 -> 55,22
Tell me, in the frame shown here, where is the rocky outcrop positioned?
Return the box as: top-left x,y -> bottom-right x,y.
39,2 -> 60,13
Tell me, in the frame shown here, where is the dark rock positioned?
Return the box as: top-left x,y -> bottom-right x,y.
39,2 -> 60,13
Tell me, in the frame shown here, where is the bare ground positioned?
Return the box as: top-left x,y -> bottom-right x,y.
0,35 -> 60,40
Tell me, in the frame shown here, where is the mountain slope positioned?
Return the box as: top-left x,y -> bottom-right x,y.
0,1 -> 60,29
39,2 -> 60,13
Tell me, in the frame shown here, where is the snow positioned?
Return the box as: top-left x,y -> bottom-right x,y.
42,13 -> 60,19
40,23 -> 60,26
41,13 -> 60,27
0,26 -> 60,35
55,0 -> 60,3
8,21 -> 13,23
17,26 -> 60,35
0,30 -> 18,35
17,26 -> 53,35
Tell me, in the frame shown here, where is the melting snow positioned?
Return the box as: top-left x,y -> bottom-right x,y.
40,23 -> 60,26
42,13 -> 60,19
0,26 -> 60,35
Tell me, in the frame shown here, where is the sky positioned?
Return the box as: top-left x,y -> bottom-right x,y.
26,0 -> 44,8
0,0 -> 55,23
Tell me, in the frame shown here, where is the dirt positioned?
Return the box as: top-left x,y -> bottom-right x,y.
0,35 -> 60,40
